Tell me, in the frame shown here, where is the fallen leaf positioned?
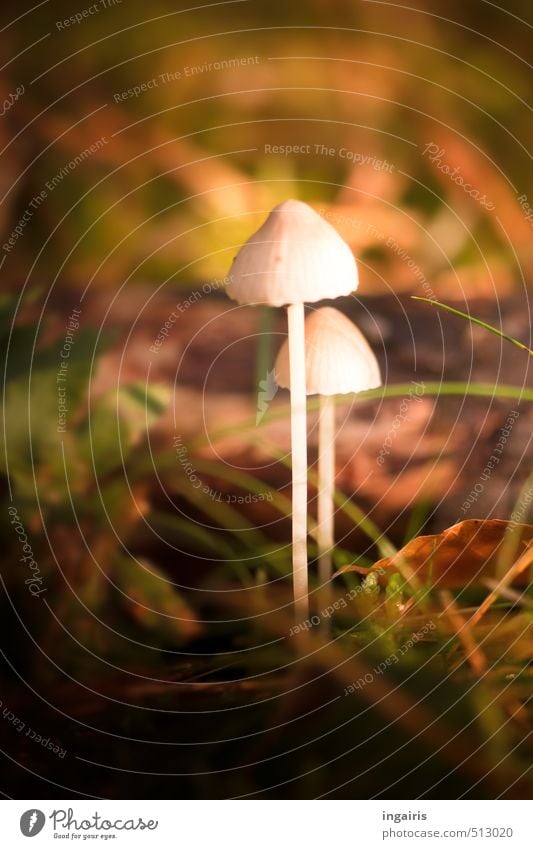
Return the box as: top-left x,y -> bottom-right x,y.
347,519 -> 533,588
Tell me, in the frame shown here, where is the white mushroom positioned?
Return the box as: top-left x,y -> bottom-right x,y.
226,201 -> 358,617
275,306 -> 381,592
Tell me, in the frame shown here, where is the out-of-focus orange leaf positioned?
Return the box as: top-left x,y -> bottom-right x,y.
362,520 -> 533,588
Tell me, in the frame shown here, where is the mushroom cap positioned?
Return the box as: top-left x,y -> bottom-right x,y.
275,306 -> 382,396
225,199 -> 359,307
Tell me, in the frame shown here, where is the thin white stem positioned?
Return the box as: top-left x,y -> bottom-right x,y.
287,302 -> 308,618
318,394 -> 335,591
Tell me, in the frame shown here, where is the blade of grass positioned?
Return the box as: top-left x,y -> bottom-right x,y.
403,500 -> 432,544
469,543 -> 533,627
172,435 -> 397,563
331,486 -> 397,560
496,473 -> 533,578
412,297 -> 533,357
482,579 -> 533,612
439,589 -> 487,675
258,433 -> 397,560
165,475 -> 289,576
255,306 -> 276,394
188,382 -> 533,452
149,510 -> 240,559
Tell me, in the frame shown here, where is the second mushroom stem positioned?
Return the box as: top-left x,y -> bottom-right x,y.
318,393 -> 335,593
287,302 -> 309,618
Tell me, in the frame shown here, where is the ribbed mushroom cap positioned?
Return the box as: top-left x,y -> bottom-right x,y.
275,307 -> 382,395
225,200 -> 358,307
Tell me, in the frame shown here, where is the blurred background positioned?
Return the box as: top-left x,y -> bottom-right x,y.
3,0 -> 532,291
1,0 -> 532,799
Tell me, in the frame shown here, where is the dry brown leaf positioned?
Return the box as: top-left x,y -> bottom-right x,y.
364,519 -> 533,588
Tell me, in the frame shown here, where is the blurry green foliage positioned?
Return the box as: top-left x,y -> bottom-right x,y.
0,292 -> 199,677
0,0 -> 530,292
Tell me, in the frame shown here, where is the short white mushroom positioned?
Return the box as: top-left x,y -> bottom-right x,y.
275,306 -> 381,591
226,201 -> 358,616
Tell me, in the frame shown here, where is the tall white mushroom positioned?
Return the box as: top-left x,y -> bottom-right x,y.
275,306 -> 381,591
225,201 -> 358,617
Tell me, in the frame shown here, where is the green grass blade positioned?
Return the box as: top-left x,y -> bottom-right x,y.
189,382 -> 533,450
412,296 -> 533,357
255,307 -> 277,395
